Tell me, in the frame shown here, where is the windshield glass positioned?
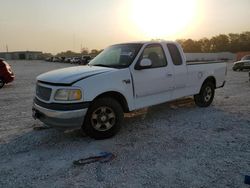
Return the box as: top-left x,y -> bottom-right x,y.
89,43 -> 142,68
242,55 -> 250,60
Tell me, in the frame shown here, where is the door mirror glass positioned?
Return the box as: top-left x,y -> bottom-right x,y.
139,58 -> 152,69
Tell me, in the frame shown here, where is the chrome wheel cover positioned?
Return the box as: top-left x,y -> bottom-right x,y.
91,106 -> 116,132
204,87 -> 212,102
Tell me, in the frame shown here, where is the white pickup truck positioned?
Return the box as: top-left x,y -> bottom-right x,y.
33,41 -> 226,139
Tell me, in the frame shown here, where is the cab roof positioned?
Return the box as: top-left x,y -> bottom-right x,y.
113,40 -> 178,46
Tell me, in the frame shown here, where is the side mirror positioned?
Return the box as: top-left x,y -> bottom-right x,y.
138,58 -> 152,70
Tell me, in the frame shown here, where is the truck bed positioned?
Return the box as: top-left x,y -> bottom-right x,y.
186,60 -> 226,94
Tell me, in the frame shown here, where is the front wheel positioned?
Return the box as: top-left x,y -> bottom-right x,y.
0,78 -> 5,89
82,97 -> 124,139
194,82 -> 215,107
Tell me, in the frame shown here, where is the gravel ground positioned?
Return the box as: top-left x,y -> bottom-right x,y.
0,60 -> 249,188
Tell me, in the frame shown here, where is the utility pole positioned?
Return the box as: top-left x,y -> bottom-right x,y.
81,42 -> 83,53
73,34 -> 76,52
6,45 -> 8,53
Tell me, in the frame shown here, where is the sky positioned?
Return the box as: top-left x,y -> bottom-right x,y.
0,0 -> 250,54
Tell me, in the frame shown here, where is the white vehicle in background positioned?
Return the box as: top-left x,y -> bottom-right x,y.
33,41 -> 227,139
64,58 -> 72,63
233,55 -> 250,71
70,57 -> 81,64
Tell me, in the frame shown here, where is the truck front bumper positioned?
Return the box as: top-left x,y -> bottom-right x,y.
32,98 -> 89,128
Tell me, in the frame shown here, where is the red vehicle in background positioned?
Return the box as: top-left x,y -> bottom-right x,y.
0,58 -> 15,88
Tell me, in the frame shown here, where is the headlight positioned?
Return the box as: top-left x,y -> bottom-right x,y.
54,89 -> 82,101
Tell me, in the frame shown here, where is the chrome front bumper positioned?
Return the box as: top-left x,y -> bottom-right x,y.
32,103 -> 88,128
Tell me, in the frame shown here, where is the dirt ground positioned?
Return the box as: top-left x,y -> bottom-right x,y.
0,60 -> 249,188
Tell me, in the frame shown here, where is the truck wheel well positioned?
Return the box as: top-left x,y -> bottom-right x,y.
203,76 -> 216,87
94,91 -> 129,113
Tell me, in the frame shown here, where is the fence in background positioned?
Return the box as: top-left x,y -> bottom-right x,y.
185,52 -> 236,62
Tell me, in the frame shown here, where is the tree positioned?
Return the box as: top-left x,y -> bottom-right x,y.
177,31 -> 250,53
181,39 -> 202,53
89,49 -> 102,57
56,50 -> 79,57
54,31 -> 250,57
81,47 -> 89,55
42,53 -> 53,58
198,38 -> 211,52
228,33 -> 240,53
176,39 -> 185,47
90,49 -> 99,54
210,34 -> 230,52
238,32 -> 250,51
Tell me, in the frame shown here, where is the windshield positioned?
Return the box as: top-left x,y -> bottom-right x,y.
89,43 -> 142,68
242,55 -> 250,60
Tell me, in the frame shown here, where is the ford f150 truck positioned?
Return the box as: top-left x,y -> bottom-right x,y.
33,41 -> 226,139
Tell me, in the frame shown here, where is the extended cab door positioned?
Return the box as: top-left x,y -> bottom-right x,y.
130,44 -> 174,109
166,43 -> 188,99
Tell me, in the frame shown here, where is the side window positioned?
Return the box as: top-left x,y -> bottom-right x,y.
167,43 -> 183,66
142,45 -> 167,68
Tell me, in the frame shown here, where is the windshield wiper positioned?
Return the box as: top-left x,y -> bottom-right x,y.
91,64 -> 128,69
92,64 -> 113,68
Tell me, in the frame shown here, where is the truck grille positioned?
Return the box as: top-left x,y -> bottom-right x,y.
36,84 -> 52,101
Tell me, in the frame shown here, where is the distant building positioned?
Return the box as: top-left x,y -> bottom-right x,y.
0,51 -> 43,60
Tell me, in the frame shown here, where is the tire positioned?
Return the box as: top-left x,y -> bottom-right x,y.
0,77 -> 5,89
83,97 -> 124,139
194,81 -> 215,107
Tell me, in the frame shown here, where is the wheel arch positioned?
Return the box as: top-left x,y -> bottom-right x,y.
194,76 -> 216,107
92,91 -> 129,113
197,76 -> 216,94
202,76 -> 216,88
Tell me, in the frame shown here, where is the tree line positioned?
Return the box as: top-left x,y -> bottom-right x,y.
55,48 -> 103,58
49,31 -> 250,58
177,31 -> 250,53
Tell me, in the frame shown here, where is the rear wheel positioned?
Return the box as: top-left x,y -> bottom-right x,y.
0,78 -> 5,89
194,81 -> 215,107
83,97 -> 124,139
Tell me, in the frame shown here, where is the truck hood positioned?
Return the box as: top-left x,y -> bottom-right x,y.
37,65 -> 115,85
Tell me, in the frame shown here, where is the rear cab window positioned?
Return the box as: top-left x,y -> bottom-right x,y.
167,43 -> 183,66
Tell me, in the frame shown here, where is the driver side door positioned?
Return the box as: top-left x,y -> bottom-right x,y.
130,44 -> 174,109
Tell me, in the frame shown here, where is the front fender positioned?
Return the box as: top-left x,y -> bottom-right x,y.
73,68 -> 134,110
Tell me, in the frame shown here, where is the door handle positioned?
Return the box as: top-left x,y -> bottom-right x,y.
166,73 -> 173,77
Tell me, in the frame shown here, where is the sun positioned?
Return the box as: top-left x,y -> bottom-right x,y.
129,0 -> 198,39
